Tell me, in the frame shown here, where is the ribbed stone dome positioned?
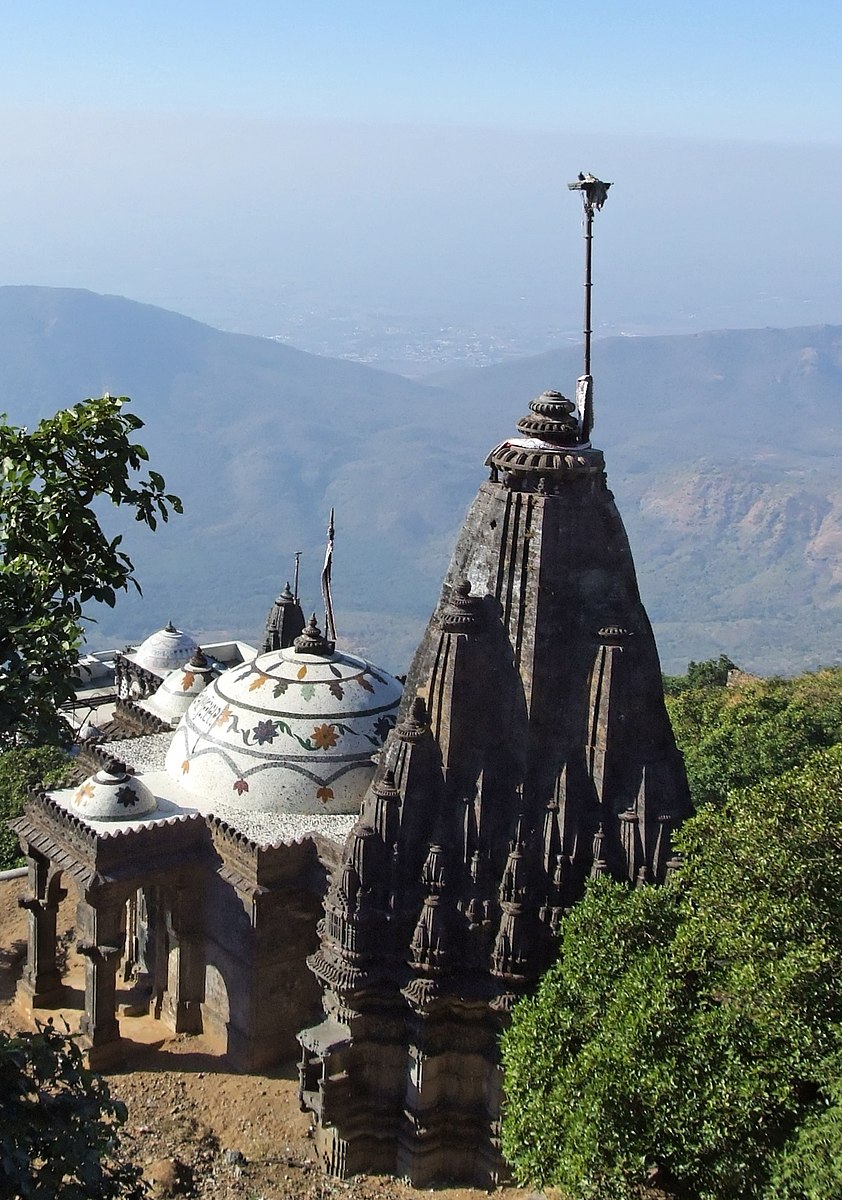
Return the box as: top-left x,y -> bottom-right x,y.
71,760 -> 157,821
142,649 -> 219,727
165,644 -> 403,814
134,622 -> 199,675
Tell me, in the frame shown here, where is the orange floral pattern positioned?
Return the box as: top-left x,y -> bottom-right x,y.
311,723 -> 339,750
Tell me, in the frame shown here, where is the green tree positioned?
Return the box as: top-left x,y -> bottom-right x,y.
667,668 -> 842,808
0,395 -> 181,746
501,745 -> 842,1200
663,653 -> 736,696
0,1022 -> 146,1198
0,745 -> 73,869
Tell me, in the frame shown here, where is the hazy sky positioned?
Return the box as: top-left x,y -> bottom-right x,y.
2,2 -> 842,343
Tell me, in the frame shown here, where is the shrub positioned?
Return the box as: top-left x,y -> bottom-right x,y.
501,746 -> 842,1199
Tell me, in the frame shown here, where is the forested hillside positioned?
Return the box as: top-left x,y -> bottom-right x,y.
2,286 -> 841,674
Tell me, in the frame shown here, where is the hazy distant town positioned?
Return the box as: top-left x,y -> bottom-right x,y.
269,308 -> 585,374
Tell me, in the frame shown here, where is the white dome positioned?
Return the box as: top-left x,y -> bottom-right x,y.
142,649 -> 218,727
165,641 -> 402,815
135,623 -> 199,675
71,760 -> 157,822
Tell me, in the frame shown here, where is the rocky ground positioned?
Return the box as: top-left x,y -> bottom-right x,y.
0,875 -> 530,1200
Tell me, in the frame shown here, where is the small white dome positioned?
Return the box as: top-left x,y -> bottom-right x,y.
135,622 -> 199,675
71,760 -> 157,822
166,630 -> 402,815
142,648 -> 218,727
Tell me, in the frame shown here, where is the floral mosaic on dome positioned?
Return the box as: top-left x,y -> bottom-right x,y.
233,658 -> 384,702
116,785 -> 140,808
164,644 -> 403,815
234,716 -> 393,753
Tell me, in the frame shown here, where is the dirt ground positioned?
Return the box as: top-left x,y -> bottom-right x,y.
0,875 -> 535,1200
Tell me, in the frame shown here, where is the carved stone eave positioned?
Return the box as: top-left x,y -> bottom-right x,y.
307,948 -> 395,999
113,698 -> 171,736
298,1015 -> 352,1056
13,793 -> 209,891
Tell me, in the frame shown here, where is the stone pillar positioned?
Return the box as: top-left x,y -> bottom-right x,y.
76,893 -> 125,1066
17,863 -> 67,1008
159,887 -> 203,1034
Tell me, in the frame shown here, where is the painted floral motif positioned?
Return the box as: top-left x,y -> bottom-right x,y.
328,681 -> 344,700
248,672 -> 270,693
373,714 -> 396,744
115,786 -> 139,809
74,782 -> 94,803
329,665 -> 342,679
253,719 -> 277,745
233,778 -> 249,795
316,785 -> 335,804
214,705 -> 232,728
300,683 -> 315,702
311,723 -> 339,750
272,679 -> 289,698
297,664 -> 308,681
181,670 -> 195,692
355,673 -> 375,694
181,760 -> 190,774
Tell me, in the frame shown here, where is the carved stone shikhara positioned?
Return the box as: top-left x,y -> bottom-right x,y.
299,395 -> 691,1185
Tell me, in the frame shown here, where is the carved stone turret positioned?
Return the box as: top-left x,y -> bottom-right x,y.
261,581 -> 306,653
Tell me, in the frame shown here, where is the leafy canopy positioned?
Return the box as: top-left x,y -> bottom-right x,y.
663,653 -> 737,695
666,666 -> 842,808
0,395 -> 181,746
0,1022 -> 146,1199
0,744 -> 73,870
501,743 -> 842,1200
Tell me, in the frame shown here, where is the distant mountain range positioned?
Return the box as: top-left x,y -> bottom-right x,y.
2,285 -> 840,675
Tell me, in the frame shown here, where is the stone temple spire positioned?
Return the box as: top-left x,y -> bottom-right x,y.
261,579 -> 306,653
298,190 -> 690,1187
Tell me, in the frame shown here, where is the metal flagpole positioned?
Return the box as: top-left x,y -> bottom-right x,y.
321,508 -> 336,647
567,173 -> 611,441
293,551 -> 302,604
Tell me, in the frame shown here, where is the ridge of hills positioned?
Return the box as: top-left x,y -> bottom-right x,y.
1,285 -> 841,675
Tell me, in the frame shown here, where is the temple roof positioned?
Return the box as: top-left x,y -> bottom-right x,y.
71,758 -> 158,822
133,622 -> 200,675
165,635 -> 402,815
140,648 -> 219,727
